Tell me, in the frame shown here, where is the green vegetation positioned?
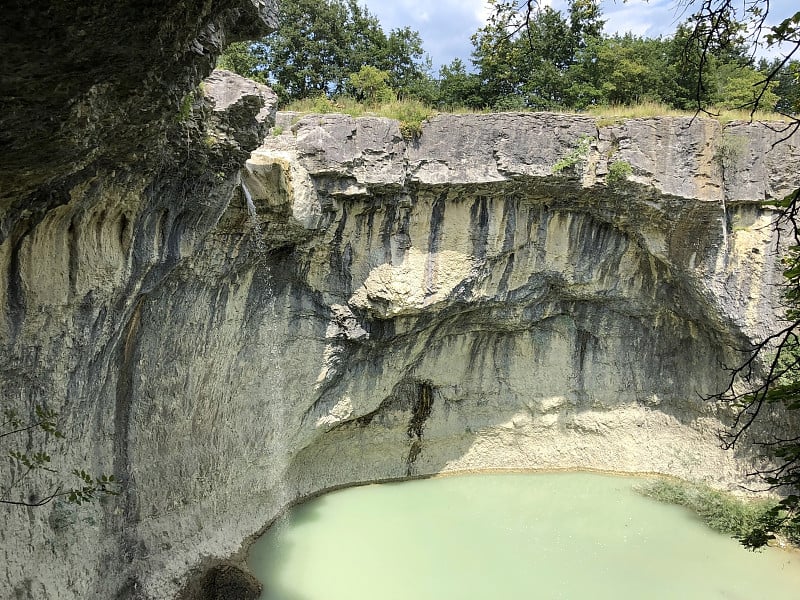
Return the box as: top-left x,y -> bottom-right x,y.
2,405 -> 119,507
607,160 -> 633,184
636,478 -> 800,546
348,65 -> 396,105
465,0 -> 794,115
177,91 -> 195,122
284,95 -> 435,139
585,101 -> 784,123
390,99 -> 434,140
714,132 -> 748,171
217,0 -> 797,119
552,135 -> 594,174
217,0 -> 432,104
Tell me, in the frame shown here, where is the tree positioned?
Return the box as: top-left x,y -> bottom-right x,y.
217,0 -> 433,104
250,0 -> 353,100
684,1 -> 800,549
436,58 -> 483,109
568,0 -> 605,51
216,41 -> 268,84
471,0 -> 593,110
347,65 -> 395,104
470,0 -> 611,110
382,27 -> 435,101
470,0 -> 528,108
566,34 -> 671,108
711,62 -> 779,110
765,58 -> 800,115
518,5 -> 575,109
2,404 -> 119,507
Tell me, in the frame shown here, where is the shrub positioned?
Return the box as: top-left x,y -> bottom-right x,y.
607,160 -> 633,184
380,99 -> 434,140
348,66 -> 396,105
714,132 -> 747,171
635,478 -> 779,540
552,135 -> 594,174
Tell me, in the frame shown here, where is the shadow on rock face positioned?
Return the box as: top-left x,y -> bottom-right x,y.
178,561 -> 262,600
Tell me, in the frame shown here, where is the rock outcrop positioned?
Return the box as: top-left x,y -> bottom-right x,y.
2,6 -> 800,599
1,2 -> 279,598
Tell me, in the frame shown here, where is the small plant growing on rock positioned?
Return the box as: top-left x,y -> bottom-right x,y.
714,132 -> 747,172
552,135 -> 594,174
176,89 -> 198,123
607,160 -> 633,184
390,99 -> 434,141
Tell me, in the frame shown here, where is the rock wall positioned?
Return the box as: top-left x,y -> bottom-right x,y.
245,113 -> 795,505
0,2 -> 280,598
2,6 -> 800,596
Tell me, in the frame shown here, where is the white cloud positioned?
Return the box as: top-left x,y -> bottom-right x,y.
362,0 -> 489,68
361,0 -> 799,70
474,1 -> 493,25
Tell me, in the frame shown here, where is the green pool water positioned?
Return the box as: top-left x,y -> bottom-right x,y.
247,472 -> 800,599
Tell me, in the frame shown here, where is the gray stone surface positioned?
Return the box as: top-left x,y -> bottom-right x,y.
2,83 -> 799,600
0,2 -> 279,596
0,0 -> 277,206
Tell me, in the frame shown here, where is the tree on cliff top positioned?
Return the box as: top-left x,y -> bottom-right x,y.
218,0 -> 431,103
471,0 -> 787,111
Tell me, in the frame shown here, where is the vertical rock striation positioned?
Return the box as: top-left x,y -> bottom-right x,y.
1,2 -> 278,598
2,6 -> 800,598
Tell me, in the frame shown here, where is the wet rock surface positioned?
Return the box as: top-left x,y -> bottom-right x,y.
177,561 -> 262,600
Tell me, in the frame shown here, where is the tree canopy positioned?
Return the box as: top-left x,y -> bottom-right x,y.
465,0 -> 792,113
218,0 -> 798,117
218,0 -> 431,103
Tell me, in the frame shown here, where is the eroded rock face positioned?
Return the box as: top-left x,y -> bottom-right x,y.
0,0 -> 277,206
27,110 -> 789,599
0,3 -> 279,599
2,22 -> 799,597
238,115 -> 794,501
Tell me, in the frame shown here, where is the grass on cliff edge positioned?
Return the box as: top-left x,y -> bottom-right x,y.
585,101 -> 785,125
284,95 -> 446,139
282,96 -> 787,136
635,478 -> 800,546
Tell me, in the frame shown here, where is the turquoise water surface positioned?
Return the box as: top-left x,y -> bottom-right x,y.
247,472 -> 800,599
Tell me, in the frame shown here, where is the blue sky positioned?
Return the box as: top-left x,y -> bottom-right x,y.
360,0 -> 798,71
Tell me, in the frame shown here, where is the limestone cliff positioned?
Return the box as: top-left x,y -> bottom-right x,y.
2,6 -> 800,598
1,2 -> 279,598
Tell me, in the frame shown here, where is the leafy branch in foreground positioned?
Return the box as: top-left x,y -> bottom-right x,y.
710,187 -> 800,548
1,404 -> 119,508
